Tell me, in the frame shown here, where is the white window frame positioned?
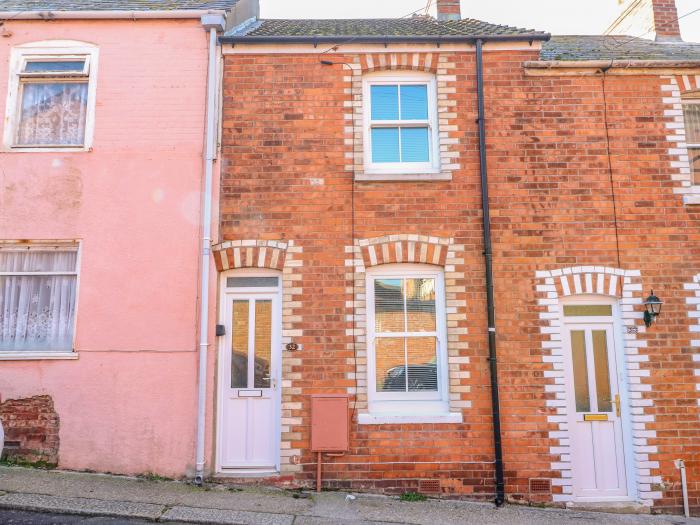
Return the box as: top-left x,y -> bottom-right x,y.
0,241 -> 81,360
3,40 -> 99,152
364,264 -> 451,419
684,97 -> 700,185
362,71 -> 440,176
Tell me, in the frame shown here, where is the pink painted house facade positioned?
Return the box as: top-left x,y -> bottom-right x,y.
0,0 -> 255,477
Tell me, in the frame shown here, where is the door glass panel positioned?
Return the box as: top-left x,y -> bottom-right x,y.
374,279 -> 404,332
406,336 -> 438,391
571,330 -> 590,412
375,337 -> 406,392
405,278 -> 436,332
231,300 -> 249,388
592,330 -> 613,412
254,300 -> 272,388
563,305 -> 612,317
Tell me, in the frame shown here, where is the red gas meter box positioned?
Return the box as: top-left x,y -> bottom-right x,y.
310,394 -> 349,452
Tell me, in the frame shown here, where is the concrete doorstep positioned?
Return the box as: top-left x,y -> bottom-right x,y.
0,466 -> 699,525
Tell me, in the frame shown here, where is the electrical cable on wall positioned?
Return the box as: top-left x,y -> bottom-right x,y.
600,61 -> 623,269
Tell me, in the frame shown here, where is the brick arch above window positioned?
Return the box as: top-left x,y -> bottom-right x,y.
675,75 -> 700,94
360,53 -> 438,74
358,234 -> 451,268
548,266 -> 625,298
212,240 -> 287,272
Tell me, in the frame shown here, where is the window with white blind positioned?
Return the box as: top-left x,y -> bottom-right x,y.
0,245 -> 79,355
3,41 -> 99,151
365,264 -> 450,417
684,97 -> 700,184
363,72 -> 440,175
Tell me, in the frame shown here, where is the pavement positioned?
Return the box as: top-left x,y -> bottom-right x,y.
0,466 -> 698,525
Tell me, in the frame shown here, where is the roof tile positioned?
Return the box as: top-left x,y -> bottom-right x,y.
225,17 -> 547,40
541,35 -> 700,61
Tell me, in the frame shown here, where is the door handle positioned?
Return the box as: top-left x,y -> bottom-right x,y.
614,394 -> 621,417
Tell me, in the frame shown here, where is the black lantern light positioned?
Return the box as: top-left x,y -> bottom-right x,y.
643,290 -> 663,328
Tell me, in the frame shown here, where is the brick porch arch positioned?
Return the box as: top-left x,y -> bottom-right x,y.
212,240 -> 287,272
534,266 -> 661,506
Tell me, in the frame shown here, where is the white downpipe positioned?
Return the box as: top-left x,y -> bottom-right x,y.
676,459 -> 690,518
194,22 -> 221,485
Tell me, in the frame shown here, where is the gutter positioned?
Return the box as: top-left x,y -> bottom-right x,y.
525,59 -> 700,69
475,38 -> 506,507
0,10 -> 226,20
221,33 -> 551,45
194,13 -> 225,486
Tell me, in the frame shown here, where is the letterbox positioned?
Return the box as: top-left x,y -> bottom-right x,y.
310,394 -> 349,452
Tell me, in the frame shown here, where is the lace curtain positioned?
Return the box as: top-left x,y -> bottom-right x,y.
0,250 -> 78,351
17,82 -> 88,146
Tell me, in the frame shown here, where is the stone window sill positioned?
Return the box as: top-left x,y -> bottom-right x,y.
356,172 -> 452,182
358,412 -> 463,425
0,351 -> 79,361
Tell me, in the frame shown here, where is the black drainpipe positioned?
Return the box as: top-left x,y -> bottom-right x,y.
475,38 -> 505,507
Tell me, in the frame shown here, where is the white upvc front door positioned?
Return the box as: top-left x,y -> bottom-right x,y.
217,276 -> 281,473
564,317 -> 629,501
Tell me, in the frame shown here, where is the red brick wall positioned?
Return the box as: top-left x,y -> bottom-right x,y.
0,395 -> 60,466
220,49 -> 700,513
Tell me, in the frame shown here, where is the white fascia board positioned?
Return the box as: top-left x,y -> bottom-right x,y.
0,10 -> 226,20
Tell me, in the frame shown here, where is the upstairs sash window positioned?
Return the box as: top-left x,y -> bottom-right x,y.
364,73 -> 439,175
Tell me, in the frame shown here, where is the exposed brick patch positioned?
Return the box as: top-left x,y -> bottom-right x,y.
212,239 -> 288,272
0,395 -> 59,465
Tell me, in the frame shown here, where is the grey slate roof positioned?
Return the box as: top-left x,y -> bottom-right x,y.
224,17 -> 549,41
0,0 -> 238,11
541,35 -> 700,61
